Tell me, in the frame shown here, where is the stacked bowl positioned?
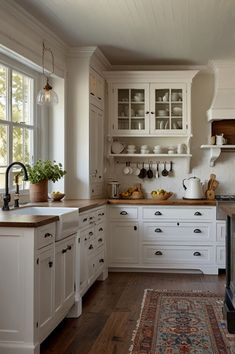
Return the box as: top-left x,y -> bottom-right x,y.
140,145 -> 149,154
127,145 -> 136,154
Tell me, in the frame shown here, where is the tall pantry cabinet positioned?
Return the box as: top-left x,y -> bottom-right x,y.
65,47 -> 110,199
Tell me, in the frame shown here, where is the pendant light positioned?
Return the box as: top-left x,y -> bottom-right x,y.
37,41 -> 59,106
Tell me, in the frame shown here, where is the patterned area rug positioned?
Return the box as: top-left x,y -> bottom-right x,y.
130,290 -> 235,354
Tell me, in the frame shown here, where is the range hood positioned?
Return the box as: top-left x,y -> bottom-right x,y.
207,61 -> 235,121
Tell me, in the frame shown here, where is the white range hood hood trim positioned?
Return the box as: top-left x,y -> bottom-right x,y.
207,60 -> 235,122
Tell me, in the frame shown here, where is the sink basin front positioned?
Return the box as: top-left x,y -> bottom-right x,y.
12,207 -> 79,240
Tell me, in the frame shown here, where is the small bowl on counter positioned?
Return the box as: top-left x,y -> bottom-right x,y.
49,192 -> 65,202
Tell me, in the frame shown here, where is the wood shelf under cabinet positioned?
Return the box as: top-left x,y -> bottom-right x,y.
201,144 -> 235,166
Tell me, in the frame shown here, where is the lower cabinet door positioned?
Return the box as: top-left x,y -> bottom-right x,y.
55,235 -> 75,320
38,244 -> 55,342
109,222 -> 139,265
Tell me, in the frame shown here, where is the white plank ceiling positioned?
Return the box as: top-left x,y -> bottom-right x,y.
14,0 -> 235,65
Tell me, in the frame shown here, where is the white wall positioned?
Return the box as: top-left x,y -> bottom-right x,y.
106,71 -> 235,198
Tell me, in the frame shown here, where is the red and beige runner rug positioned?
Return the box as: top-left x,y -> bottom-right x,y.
130,290 -> 235,354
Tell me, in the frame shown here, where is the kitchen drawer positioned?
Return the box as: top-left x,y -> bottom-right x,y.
109,206 -> 138,220
36,223 -> 56,249
142,222 -> 213,243
79,211 -> 96,229
142,206 -> 215,221
88,249 -> 105,278
216,221 -> 226,242
216,246 -> 225,266
142,245 -> 214,265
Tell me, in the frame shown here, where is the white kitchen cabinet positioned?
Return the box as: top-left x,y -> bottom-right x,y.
109,222 -> 139,265
107,205 -> 218,274
89,104 -> 104,197
105,71 -> 198,137
55,235 -> 75,324
38,244 -> 55,342
89,67 -> 105,110
78,206 -> 107,298
216,220 -> 226,267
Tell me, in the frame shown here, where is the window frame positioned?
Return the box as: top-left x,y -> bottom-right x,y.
0,53 -> 40,193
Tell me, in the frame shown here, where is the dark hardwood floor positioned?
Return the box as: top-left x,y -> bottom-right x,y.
40,271 -> 226,354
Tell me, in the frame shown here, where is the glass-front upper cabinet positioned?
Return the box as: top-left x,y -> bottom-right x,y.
111,84 -> 150,135
149,84 -> 187,135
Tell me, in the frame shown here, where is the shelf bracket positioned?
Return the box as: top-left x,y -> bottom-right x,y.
209,147 -> 221,167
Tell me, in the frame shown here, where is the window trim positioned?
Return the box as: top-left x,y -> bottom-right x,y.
0,53 -> 40,192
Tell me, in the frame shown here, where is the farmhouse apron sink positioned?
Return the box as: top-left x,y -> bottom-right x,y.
12,207 -> 79,240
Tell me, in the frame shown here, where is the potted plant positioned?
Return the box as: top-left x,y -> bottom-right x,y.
26,160 -> 66,202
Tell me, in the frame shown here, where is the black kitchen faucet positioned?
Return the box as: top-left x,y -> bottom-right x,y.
2,162 -> 28,211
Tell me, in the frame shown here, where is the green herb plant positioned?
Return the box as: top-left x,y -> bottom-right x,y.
26,160 -> 66,184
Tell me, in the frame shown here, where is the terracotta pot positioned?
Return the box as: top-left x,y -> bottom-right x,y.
29,180 -> 48,202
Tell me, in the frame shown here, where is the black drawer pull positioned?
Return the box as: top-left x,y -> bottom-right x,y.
194,229 -> 202,233
99,227 -> 103,232
67,245 -> 72,250
62,249 -> 67,254
89,232 -> 93,236
89,244 -> 93,250
44,233 -> 53,238
98,238 -> 103,242
194,211 -> 202,216
193,251 -> 201,256
155,251 -> 163,256
89,216 -> 93,220
102,213 -> 105,216
90,92 -> 95,96
84,238 -> 87,241
120,211 -> 128,215
146,111 -> 149,114
154,211 -> 162,216
83,218 -> 87,222
155,228 -> 162,233
97,96 -> 102,100
99,258 -> 104,263
48,261 -> 53,267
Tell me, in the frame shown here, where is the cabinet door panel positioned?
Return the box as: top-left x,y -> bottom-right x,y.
38,245 -> 54,341
55,242 -> 64,315
64,239 -> 75,303
109,222 -> 139,264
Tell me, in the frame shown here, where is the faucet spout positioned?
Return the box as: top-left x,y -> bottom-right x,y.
2,162 -> 29,211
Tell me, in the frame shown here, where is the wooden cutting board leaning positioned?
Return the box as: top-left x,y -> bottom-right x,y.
205,174 -> 219,200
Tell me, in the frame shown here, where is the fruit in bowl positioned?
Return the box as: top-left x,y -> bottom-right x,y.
151,189 -> 173,200
50,191 -> 65,201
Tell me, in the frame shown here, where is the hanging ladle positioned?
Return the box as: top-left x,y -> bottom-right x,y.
162,161 -> 168,177
147,161 -> 154,179
138,162 -> 147,179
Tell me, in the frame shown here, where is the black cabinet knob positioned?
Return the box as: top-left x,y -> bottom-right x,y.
194,211 -> 202,216
48,261 -> 53,267
155,228 -> 162,233
44,233 -> 53,238
193,229 -> 202,233
62,249 -> 67,254
120,211 -> 128,215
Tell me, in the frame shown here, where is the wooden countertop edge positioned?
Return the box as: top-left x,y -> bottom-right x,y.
107,199 -> 217,206
0,215 -> 59,228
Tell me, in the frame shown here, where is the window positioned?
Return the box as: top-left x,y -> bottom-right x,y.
0,58 -> 37,191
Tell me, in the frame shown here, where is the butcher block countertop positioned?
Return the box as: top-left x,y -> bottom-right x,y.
0,198 -> 216,227
107,198 -> 216,206
0,214 -> 58,228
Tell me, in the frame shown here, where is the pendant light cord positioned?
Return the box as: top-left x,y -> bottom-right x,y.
42,41 -> 55,78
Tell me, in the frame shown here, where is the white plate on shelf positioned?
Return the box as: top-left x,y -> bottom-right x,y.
111,141 -> 125,154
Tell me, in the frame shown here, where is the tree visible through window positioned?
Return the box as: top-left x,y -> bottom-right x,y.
0,61 -> 35,190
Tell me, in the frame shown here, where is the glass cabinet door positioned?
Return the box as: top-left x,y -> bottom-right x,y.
150,84 -> 186,135
113,84 -> 149,135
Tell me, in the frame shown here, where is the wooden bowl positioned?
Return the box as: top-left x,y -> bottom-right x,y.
151,192 -> 173,200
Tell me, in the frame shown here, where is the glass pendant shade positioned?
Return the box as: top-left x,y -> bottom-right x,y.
37,42 -> 59,106
37,78 -> 59,106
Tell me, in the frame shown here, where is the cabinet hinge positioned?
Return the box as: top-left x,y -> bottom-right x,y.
36,258 -> 39,265
134,226 -> 137,231
36,322 -> 38,328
